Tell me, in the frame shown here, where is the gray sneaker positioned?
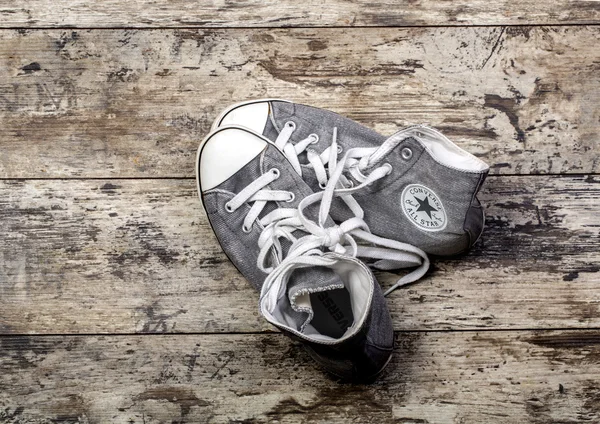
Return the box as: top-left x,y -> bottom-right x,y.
212,99 -> 490,256
196,125 -> 399,381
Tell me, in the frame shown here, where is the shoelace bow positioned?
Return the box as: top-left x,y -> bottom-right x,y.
273,123 -> 431,284
225,130 -> 429,315
259,147 -> 429,313
288,128 -> 430,295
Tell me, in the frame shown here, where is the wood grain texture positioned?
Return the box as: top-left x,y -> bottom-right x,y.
1,27 -> 599,178
1,175 -> 598,334
1,2 -> 599,422
0,0 -> 600,28
2,330 -> 600,423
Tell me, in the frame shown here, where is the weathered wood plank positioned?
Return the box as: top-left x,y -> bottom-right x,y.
0,0 -> 599,28
0,27 -> 598,178
1,330 -> 599,423
0,175 -> 598,334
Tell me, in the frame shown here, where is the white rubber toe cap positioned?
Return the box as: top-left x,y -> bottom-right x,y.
199,127 -> 267,191
215,101 -> 270,134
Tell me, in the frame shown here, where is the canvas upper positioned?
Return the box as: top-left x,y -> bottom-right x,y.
197,126 -> 395,381
213,100 -> 490,256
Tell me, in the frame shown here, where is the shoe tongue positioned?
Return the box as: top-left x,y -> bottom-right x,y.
261,150 -> 348,331
215,142 -> 349,332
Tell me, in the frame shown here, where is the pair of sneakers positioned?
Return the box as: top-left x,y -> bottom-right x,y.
196,99 -> 489,382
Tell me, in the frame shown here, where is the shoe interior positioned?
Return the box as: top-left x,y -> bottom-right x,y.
308,287 -> 354,339
261,258 -> 374,343
411,126 -> 489,172
295,261 -> 372,342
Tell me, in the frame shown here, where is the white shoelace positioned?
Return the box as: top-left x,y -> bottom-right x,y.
294,145 -> 430,294
259,175 -> 429,317
226,139 -> 429,323
274,122 -> 419,218
264,124 -> 430,300
225,168 -> 301,274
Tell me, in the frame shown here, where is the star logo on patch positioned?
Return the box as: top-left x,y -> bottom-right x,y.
401,184 -> 447,232
415,195 -> 438,219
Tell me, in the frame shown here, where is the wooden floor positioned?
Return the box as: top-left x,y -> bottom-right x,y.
1,2 -> 599,423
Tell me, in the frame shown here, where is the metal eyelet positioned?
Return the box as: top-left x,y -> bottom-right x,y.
271,168 -> 280,178
286,121 -> 296,130
319,181 -> 327,189
309,134 -> 319,144
345,180 -> 354,188
225,203 -> 234,213
242,224 -> 252,233
286,192 -> 295,203
383,163 -> 393,175
401,147 -> 413,160
337,145 -> 343,154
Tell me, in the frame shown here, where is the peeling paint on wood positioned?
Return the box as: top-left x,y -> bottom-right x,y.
0,0 -> 598,28
1,331 -> 600,423
1,5 -> 599,422
0,176 -> 598,334
0,27 -> 598,177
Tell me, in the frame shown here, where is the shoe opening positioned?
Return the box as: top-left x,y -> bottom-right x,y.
261,255 -> 374,344
410,126 -> 489,172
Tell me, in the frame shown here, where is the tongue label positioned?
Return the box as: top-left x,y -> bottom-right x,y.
401,184 -> 447,232
316,291 -> 351,329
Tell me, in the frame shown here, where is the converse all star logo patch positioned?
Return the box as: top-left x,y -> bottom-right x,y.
401,184 -> 447,232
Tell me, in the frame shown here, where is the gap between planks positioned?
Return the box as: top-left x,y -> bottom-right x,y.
4,326 -> 600,338
1,173 -> 599,181
2,23 -> 600,31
